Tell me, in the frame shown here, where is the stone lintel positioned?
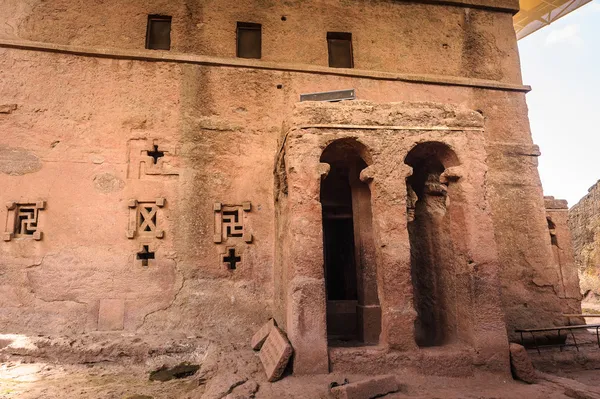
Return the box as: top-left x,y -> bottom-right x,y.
290,101 -> 484,131
544,196 -> 568,210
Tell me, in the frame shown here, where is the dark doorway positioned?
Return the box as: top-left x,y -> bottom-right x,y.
321,139 -> 380,346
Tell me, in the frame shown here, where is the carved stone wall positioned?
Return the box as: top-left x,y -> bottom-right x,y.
0,0 -> 520,82
543,196 -> 582,318
0,0 -> 574,378
275,101 -> 508,374
569,181 -> 600,300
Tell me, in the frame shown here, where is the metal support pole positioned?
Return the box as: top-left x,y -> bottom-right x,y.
531,332 -> 541,354
570,330 -> 579,352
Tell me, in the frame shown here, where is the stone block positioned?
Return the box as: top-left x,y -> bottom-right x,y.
251,319 -> 275,350
544,196 -> 568,210
97,299 -> 125,331
509,343 -> 537,384
287,277 -> 329,375
357,305 -> 382,345
383,309 -> 418,351
258,326 -> 293,382
330,375 -> 399,399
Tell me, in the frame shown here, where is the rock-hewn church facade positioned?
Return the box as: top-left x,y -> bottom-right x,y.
0,0 -> 581,375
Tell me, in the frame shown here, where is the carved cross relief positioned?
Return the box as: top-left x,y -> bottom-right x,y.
127,198 -> 165,239
214,202 -> 253,244
127,139 -> 179,179
222,247 -> 241,270
214,202 -> 253,270
137,244 -> 156,267
4,201 -> 45,241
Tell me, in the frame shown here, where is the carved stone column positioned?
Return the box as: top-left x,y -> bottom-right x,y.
283,134 -> 329,374
364,163 -> 418,350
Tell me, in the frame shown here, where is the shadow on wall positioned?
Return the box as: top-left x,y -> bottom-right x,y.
405,141 -> 472,348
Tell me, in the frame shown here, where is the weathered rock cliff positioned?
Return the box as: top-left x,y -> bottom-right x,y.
569,180 -> 600,299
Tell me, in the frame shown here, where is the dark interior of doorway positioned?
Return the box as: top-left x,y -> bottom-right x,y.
321,140 -> 380,347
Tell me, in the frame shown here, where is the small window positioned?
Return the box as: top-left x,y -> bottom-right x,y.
146,15 -> 172,50
237,22 -> 262,59
327,32 -> 353,68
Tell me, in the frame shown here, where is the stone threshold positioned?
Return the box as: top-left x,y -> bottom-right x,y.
0,38 -> 531,93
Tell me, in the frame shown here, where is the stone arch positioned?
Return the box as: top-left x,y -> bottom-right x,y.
320,138 -> 380,345
320,137 -> 373,166
404,141 -> 472,347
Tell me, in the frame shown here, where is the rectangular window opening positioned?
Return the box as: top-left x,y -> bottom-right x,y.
146,15 -> 172,50
327,32 -> 353,68
237,22 -> 262,59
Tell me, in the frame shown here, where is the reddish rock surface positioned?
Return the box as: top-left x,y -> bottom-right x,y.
330,375 -> 399,399
569,181 -> 600,302
509,343 -> 537,384
543,197 -> 583,317
251,319 -> 276,351
258,326 -> 293,382
0,0 -> 584,394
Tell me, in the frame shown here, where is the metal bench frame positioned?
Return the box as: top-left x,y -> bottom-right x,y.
515,324 -> 600,354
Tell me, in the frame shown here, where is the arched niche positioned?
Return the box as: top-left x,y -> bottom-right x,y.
320,138 -> 381,346
404,141 -> 472,348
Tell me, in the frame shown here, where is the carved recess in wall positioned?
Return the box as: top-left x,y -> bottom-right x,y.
221,246 -> 242,270
127,198 -> 165,239
213,202 -> 253,244
136,243 -> 156,268
3,201 -> 45,241
214,202 -> 252,271
127,139 -> 179,179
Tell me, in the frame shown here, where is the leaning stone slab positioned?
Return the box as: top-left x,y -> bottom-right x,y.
509,343 -> 537,384
258,326 -> 292,382
330,375 -> 399,399
251,319 -> 276,351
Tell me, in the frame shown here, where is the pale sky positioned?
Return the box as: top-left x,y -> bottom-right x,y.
518,0 -> 600,207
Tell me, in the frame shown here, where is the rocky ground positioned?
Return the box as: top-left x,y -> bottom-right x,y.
2,333 -> 600,399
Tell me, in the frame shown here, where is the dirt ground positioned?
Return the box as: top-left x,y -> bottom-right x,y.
2,332 -> 600,399
0,360 -> 589,399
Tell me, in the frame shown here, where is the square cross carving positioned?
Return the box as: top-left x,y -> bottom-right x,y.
127,198 -> 165,239
136,244 -> 156,267
127,139 -> 179,179
222,246 -> 241,270
214,202 -> 252,244
4,201 -> 45,241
